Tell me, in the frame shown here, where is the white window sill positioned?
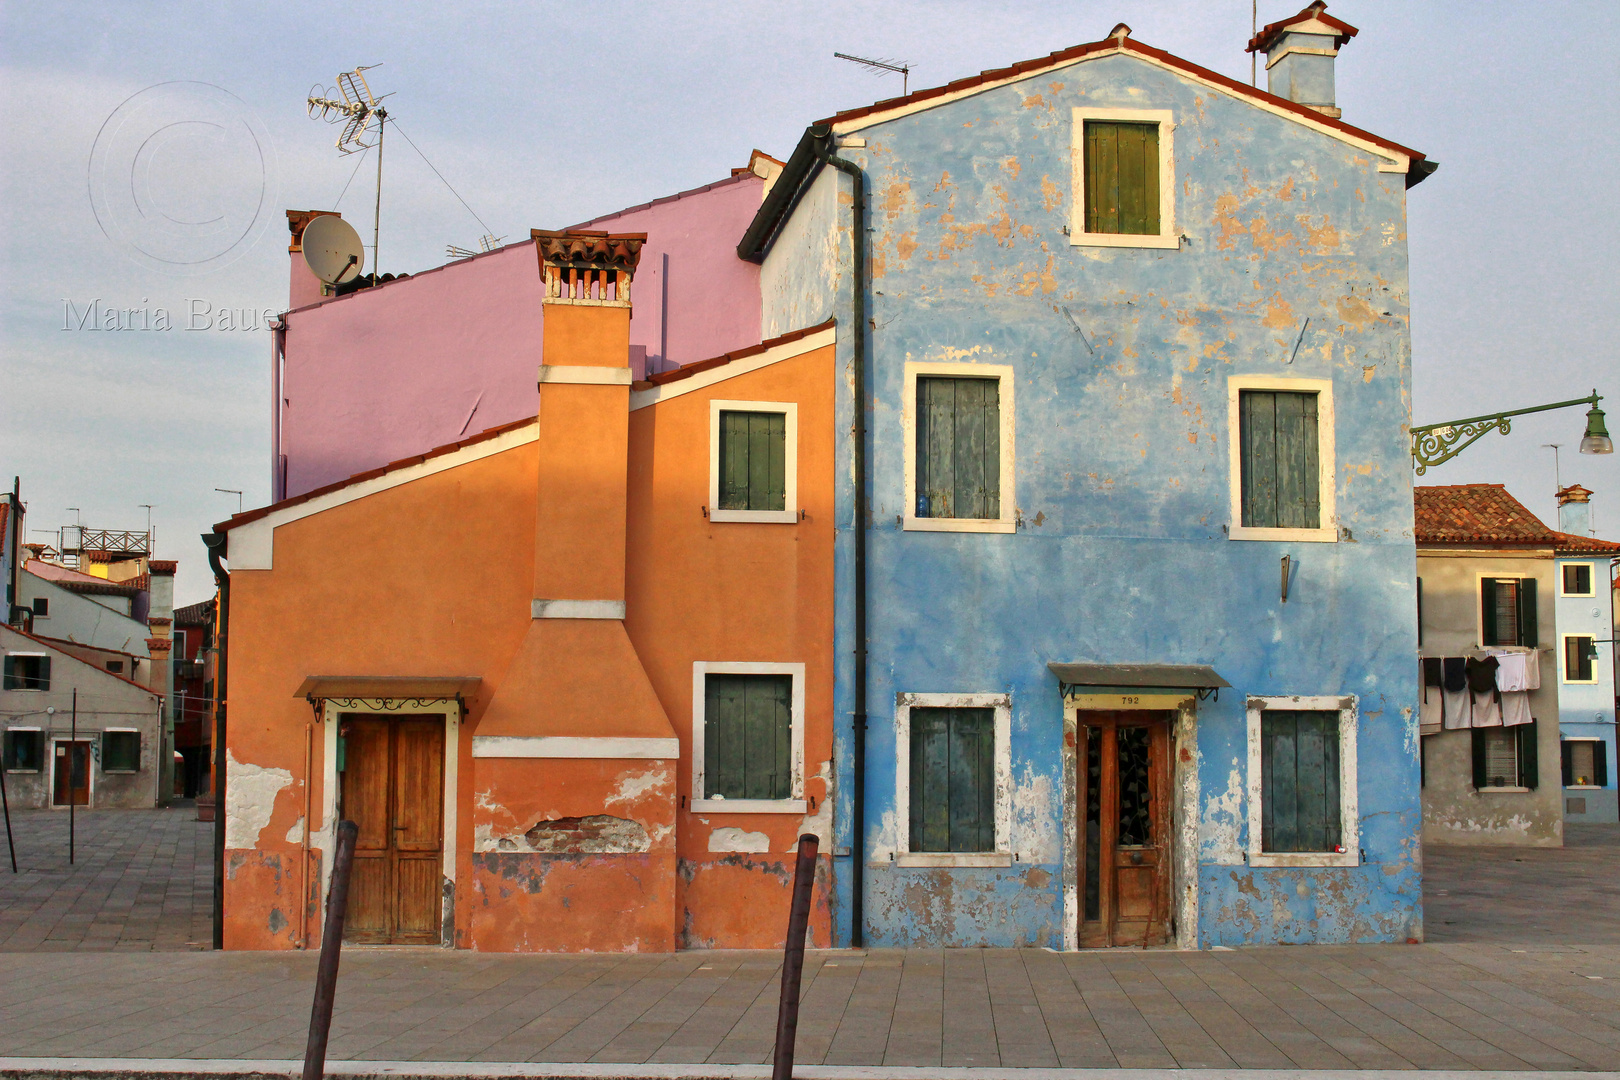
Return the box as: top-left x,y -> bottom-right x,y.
1477,786 -> 1530,794
708,509 -> 798,524
1562,680 -> 1600,686
1565,784 -> 1605,790
691,798 -> 807,815
894,852 -> 1013,868
4,769 -> 41,775
1248,850 -> 1359,868
903,516 -> 1016,534
1069,232 -> 1180,250
1228,525 -> 1337,543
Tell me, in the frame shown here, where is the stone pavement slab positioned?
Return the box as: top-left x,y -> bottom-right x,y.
0,946 -> 1615,1070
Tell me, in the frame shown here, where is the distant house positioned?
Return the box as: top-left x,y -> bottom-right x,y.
1548,485 -> 1619,824
2,624 -> 163,808
1415,484 -> 1620,845
172,597 -> 216,798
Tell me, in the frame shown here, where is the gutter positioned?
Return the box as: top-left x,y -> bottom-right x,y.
202,531 -> 230,950
739,126 -> 869,947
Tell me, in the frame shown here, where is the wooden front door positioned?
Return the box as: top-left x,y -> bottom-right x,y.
52,741 -> 90,806
339,714 -> 444,945
1077,711 -> 1173,947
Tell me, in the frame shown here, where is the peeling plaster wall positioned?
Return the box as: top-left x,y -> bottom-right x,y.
1419,550 -> 1563,846
774,52 -> 1423,946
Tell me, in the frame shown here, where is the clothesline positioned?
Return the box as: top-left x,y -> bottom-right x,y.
1419,648 -> 1539,734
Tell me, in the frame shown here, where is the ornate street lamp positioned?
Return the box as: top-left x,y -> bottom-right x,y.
1411,390 -> 1611,475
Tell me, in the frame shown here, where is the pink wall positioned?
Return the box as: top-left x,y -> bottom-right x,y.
277,173 -> 764,499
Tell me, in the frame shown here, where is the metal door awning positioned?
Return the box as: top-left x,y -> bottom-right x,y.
1048,663 -> 1230,701
296,675 -> 481,708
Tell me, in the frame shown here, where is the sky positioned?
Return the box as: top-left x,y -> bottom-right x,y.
2,1 -> 1617,605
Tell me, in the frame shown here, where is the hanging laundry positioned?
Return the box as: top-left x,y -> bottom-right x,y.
1423,657 -> 1444,693
1491,650 -> 1539,693
1501,690 -> 1532,727
1442,657 -> 1468,693
1442,682 -> 1470,730
1465,656 -> 1499,694
1420,661 -> 1443,734
1471,688 -> 1501,726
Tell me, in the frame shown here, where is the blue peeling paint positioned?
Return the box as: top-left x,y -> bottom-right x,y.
766,49 -> 1424,947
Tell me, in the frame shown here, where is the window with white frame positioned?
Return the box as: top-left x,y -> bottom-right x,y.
1069,108 -> 1177,249
1246,696 -> 1358,867
2,653 -> 50,691
1480,576 -> 1538,647
1563,635 -> 1597,683
1561,563 -> 1594,596
1474,724 -> 1538,791
894,693 -> 1011,867
690,661 -> 805,813
708,400 -> 798,523
1562,739 -> 1607,788
102,729 -> 141,773
903,363 -> 1015,534
1227,376 -> 1337,542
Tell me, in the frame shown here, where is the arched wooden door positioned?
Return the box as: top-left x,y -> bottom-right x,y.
1077,710 -> 1173,947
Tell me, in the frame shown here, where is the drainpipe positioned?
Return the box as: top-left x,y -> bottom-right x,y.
812,126 -> 870,949
202,531 -> 230,950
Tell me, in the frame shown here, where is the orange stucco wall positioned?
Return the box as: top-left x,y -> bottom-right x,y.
626,343 -> 837,949
222,321 -> 836,951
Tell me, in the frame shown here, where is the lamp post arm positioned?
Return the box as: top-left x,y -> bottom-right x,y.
1412,392 -> 1602,475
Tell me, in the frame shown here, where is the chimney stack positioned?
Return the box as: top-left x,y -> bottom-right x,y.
286,210 -> 337,310
1557,484 -> 1593,537
1247,1 -> 1359,120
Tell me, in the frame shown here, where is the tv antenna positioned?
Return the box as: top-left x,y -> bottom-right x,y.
446,234 -> 508,260
835,52 -> 911,97
308,66 -> 391,278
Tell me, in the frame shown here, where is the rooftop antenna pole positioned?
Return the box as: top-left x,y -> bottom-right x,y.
1544,442 -> 1564,498
215,488 -> 243,515
373,107 -> 386,279
308,66 -> 392,280
835,52 -> 911,97
138,504 -> 154,553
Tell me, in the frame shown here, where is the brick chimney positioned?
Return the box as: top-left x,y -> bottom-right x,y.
287,210 -> 337,310
476,229 -> 672,745
1557,484 -> 1593,537
1247,1 -> 1359,119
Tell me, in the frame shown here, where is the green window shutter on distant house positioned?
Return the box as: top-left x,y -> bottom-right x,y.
916,377 -> 1000,520
1240,390 -> 1321,529
718,410 -> 787,512
703,673 -> 792,801
1481,578 -> 1537,647
1085,121 -> 1160,235
1260,710 -> 1341,853
909,707 -> 995,853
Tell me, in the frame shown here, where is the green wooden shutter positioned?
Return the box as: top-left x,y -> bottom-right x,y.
38,656 -> 50,691
1240,391 -> 1320,529
1084,121 -> 1160,236
1518,577 -> 1538,647
1597,744 -> 1610,788
704,673 -> 793,800
1561,740 -> 1575,787
1261,710 -> 1341,852
1517,720 -> 1538,790
910,707 -> 995,852
916,378 -> 1000,520
1417,577 -> 1423,649
1,657 -> 13,690
718,410 -> 786,511
1471,728 -> 1488,790
1480,579 -> 1500,646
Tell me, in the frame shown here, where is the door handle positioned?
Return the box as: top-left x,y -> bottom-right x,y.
1129,852 -> 1144,865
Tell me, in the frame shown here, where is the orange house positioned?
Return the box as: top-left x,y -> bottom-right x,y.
216,230 -> 836,951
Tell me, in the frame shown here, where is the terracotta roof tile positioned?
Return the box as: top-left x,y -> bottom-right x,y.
1414,484 -> 1620,554
1248,1 -> 1358,53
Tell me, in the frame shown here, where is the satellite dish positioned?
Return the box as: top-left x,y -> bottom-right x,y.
302,215 -> 365,285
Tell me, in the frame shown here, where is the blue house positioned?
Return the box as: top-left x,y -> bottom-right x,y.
1551,485 -> 1619,823
741,3 -> 1437,947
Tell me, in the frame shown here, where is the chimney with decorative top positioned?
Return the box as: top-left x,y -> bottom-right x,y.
1247,1 -> 1359,119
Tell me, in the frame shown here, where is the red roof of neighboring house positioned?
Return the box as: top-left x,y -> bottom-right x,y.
1247,1 -> 1359,53
0,623 -> 160,698
217,321 -> 838,534
635,319 -> 836,390
819,26 -> 1423,172
1415,485 -> 1620,554
174,598 -> 216,625
149,560 -> 177,574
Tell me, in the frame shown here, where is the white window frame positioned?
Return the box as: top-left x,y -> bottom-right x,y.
3,651 -> 50,692
902,362 -> 1016,535
1474,572 -> 1532,647
3,726 -> 43,773
1561,634 -> 1599,684
690,661 -> 807,814
101,727 -> 142,773
1226,375 -> 1337,543
1560,561 -> 1596,597
1068,107 -> 1178,250
1246,695 -> 1359,868
894,692 -> 1012,868
1562,737 -> 1605,789
708,400 -> 798,524
1477,727 -> 1528,793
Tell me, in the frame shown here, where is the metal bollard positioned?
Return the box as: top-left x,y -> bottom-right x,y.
302,819 -> 358,1080
771,833 -> 820,1080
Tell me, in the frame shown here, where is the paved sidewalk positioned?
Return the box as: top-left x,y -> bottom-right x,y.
0,808 -> 212,951
1425,824 -> 1620,945
0,945 -> 1616,1070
